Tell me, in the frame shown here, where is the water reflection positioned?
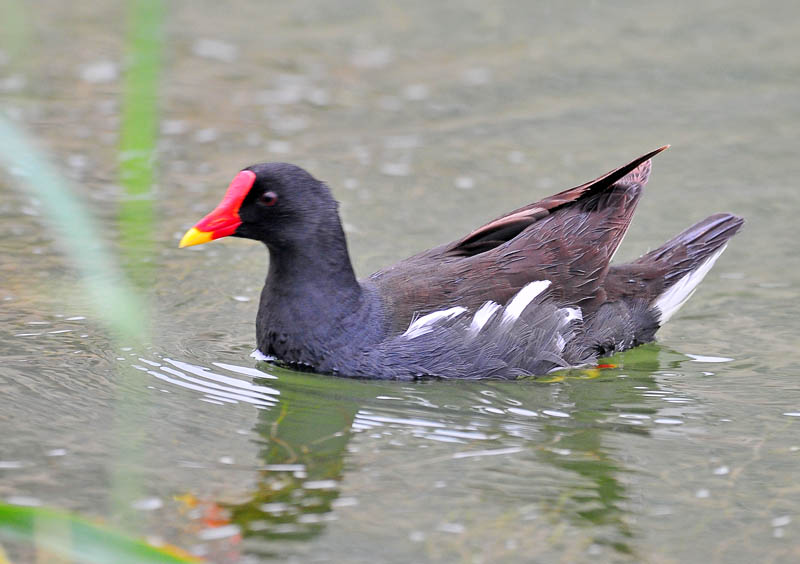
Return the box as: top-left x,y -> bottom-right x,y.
132,344 -> 709,558
224,368 -> 364,544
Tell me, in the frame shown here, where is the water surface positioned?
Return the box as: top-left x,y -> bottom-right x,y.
1,1 -> 799,562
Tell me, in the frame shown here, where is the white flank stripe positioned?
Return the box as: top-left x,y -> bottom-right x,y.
469,301 -> 501,334
562,307 -> 582,323
654,244 -> 728,324
554,307 -> 582,352
403,306 -> 467,339
501,280 -> 551,324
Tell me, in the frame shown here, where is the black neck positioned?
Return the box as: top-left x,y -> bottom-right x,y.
255,220 -> 371,363
264,243 -> 361,302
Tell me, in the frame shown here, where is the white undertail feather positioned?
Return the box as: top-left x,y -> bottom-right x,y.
469,301 -> 501,334
403,306 -> 467,339
501,280 -> 552,324
653,244 -> 728,324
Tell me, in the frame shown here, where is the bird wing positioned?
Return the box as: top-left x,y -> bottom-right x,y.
369,147 -> 668,333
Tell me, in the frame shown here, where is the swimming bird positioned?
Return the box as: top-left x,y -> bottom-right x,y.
180,147 -> 743,380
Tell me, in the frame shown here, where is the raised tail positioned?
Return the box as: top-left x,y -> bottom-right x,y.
589,213 -> 744,355
634,213 -> 744,323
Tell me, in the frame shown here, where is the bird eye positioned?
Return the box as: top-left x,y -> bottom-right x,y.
259,191 -> 278,206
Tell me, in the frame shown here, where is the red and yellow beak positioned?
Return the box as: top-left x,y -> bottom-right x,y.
179,170 -> 257,248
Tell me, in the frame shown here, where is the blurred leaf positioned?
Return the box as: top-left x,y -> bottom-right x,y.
0,503 -> 201,564
0,116 -> 147,343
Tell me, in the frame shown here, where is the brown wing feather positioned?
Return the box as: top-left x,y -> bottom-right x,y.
369,147 -> 668,333
445,145 -> 667,258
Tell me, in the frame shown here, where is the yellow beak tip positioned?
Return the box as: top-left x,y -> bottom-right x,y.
179,227 -> 213,248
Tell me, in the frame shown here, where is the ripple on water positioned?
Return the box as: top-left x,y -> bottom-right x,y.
133,356 -> 280,407
686,354 -> 734,363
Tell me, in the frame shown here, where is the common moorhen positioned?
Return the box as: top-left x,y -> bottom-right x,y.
180,147 -> 743,380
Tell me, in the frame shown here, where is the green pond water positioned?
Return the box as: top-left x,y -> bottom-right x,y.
1,1 -> 799,562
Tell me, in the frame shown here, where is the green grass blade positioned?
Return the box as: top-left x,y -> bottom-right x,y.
0,504 -> 201,564
0,116 -> 147,343
118,0 -> 164,286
